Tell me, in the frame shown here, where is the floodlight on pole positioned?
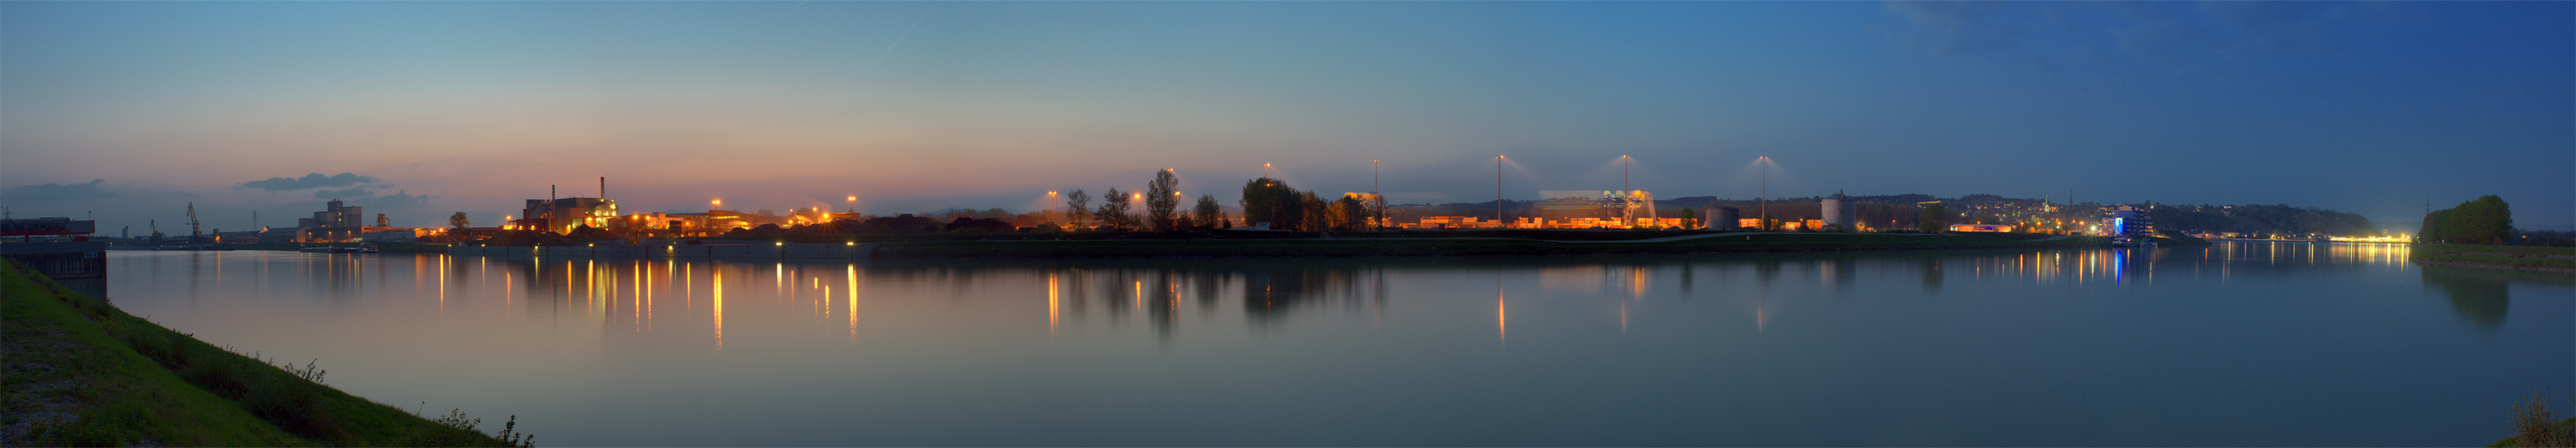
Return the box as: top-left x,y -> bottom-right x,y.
1758,156 -> 1769,231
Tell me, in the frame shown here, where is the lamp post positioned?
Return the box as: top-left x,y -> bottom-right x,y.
847,196 -> 857,214
1758,156 -> 1769,231
1495,155 -> 1504,224
1373,159 -> 1381,231
1047,191 -> 1059,224
1263,163 -> 1274,179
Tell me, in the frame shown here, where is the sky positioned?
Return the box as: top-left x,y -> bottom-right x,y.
3,1 -> 2569,233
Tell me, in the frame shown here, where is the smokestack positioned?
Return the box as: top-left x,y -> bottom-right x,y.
600,177 -> 606,200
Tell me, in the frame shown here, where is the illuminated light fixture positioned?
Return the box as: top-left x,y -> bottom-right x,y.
846,242 -> 855,246
776,242 -> 783,246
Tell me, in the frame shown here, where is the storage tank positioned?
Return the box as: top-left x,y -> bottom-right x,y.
1821,190 -> 1856,230
1706,206 -> 1740,230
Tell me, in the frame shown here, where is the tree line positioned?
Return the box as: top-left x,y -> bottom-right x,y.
2419,195 -> 2513,245
1236,177 -> 1374,232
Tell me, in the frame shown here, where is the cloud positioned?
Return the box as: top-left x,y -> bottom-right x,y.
337,190 -> 433,211
314,187 -> 374,199
4,179 -> 115,201
241,172 -> 380,191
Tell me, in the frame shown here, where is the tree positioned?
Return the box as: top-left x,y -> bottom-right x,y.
1916,203 -> 1949,233
448,211 -> 471,229
1239,177 -> 1301,230
1677,208 -> 1696,229
1146,169 -> 1181,231
2424,195 -> 2513,245
1300,192 -> 1329,232
1334,196 -> 1366,231
1096,187 -> 1134,230
1063,189 -> 1092,229
1193,195 -> 1221,229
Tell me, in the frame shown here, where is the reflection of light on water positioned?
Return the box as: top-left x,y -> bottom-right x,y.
713,267 -> 724,349
1047,272 -> 1060,333
1627,268 -> 1649,299
437,254 -> 446,314
848,265 -> 859,343
635,261 -> 644,331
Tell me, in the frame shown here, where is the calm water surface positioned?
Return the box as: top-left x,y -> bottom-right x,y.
103,242 -> 2572,445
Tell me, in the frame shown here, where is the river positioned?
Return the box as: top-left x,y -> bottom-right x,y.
100,241 -> 2572,445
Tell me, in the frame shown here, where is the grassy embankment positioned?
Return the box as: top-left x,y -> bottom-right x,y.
869,232 -> 2106,258
1,260 -> 529,446
226,242 -> 448,254
2411,244 -> 2576,271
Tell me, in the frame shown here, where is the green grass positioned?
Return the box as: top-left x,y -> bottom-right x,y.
874,233 -> 2106,258
1,259 -> 529,446
2413,244 -> 2576,271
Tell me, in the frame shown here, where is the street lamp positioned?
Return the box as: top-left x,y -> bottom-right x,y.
1757,156 -> 1769,231
847,196 -> 857,213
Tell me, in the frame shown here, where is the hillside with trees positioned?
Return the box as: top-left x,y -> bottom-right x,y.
2148,203 -> 2378,238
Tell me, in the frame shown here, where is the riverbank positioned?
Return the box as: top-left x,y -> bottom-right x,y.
0,260 -> 527,446
871,232 -> 2109,258
2411,244 -> 2576,272
226,242 -> 448,254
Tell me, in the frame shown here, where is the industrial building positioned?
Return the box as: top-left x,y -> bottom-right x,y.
296,200 -> 367,242
1821,190 -> 1856,230
518,197 -> 618,235
1705,206 -> 1739,230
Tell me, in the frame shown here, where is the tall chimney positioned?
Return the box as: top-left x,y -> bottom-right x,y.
600,177 -> 606,200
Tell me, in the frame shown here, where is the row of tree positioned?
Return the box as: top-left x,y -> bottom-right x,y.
2420,195 -> 2513,246
1062,170 -> 1237,232
1239,177 -> 1374,232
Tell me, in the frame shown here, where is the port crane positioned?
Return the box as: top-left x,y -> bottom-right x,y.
187,202 -> 202,239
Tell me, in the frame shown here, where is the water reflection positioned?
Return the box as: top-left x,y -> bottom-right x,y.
90,240 -> 2574,446
98,241 -> 2459,345
2417,263 -> 2575,331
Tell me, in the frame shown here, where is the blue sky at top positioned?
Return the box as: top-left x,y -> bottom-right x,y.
1,1 -> 2567,231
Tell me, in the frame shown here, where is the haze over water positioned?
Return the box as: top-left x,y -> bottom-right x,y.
104,243 -> 2570,445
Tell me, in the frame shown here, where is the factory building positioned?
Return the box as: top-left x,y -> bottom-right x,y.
519,197 -> 618,235
297,200 -> 366,242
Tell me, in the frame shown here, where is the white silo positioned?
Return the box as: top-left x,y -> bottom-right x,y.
1821,190 -> 1856,230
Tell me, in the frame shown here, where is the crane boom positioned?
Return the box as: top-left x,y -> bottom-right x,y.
187,202 -> 201,237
